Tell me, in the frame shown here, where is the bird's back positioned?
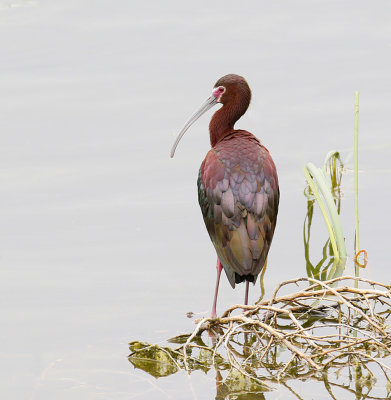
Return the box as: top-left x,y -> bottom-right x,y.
198,130 -> 279,288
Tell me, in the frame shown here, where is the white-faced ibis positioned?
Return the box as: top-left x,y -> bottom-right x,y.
171,74 -> 279,317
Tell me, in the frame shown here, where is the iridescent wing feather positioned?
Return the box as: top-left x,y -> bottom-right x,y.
197,131 -> 279,288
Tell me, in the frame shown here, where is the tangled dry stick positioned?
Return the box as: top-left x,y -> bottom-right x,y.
178,276 -> 391,384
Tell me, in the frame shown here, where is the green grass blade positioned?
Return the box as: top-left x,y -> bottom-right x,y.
354,92 -> 360,285
303,167 -> 340,262
305,163 -> 347,260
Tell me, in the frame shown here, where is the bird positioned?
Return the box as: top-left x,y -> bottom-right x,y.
170,74 -> 279,317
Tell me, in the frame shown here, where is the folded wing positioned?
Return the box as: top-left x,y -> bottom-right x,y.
198,131 -> 279,288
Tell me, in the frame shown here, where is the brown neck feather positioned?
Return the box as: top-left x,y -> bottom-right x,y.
209,94 -> 250,147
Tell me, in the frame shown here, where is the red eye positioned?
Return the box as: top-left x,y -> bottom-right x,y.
219,87 -> 224,92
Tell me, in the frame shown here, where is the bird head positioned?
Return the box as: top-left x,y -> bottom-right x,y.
170,74 -> 251,158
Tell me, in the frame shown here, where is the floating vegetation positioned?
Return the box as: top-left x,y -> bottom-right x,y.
130,276 -> 391,398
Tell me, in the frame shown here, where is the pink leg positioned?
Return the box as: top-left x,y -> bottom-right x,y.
211,258 -> 223,318
244,281 -> 249,306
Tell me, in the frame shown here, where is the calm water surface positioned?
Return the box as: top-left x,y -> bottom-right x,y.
1,1 -> 391,398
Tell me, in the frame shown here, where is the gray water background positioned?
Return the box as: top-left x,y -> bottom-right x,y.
1,0 -> 391,398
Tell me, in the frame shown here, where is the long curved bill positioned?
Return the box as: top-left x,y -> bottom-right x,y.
170,95 -> 218,158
